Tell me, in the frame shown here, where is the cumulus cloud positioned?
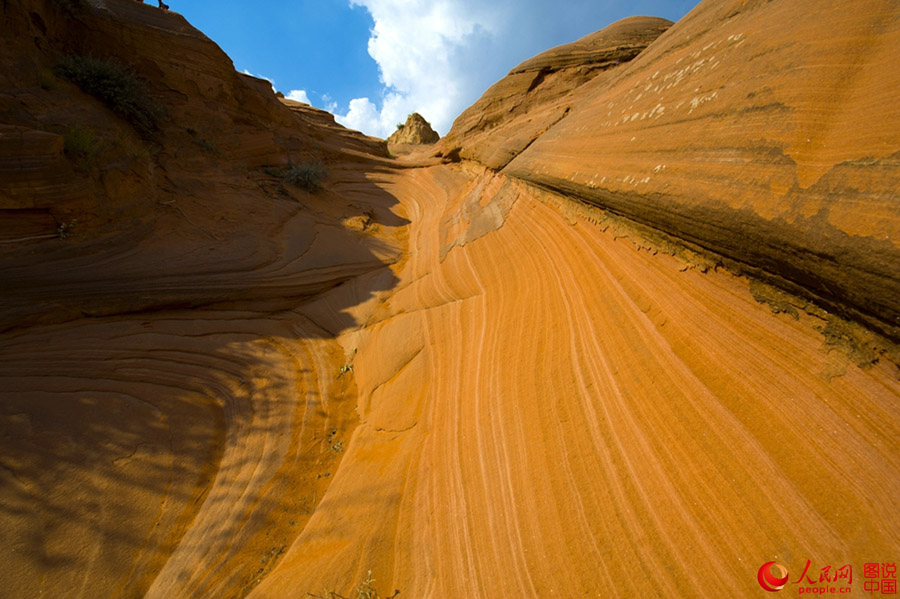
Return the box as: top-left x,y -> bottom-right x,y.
337,97 -> 381,133
335,0 -> 510,138
286,89 -> 311,104
332,0 -> 695,139
322,94 -> 339,114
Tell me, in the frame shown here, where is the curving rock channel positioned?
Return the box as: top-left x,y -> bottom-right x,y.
1,0 -> 899,598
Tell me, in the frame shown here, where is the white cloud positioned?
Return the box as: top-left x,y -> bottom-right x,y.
321,94 -> 339,114
334,0 -> 510,138
286,89 -> 311,104
332,0 -> 695,139
336,97 -> 381,132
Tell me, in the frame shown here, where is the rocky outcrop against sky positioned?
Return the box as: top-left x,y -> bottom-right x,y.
387,112 -> 440,145
440,16 -> 673,169
505,0 -> 900,343
1,0 -> 899,598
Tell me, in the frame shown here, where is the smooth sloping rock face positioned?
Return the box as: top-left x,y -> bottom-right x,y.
2,0 -> 900,598
0,125 -> 86,211
439,16 -> 673,169
0,3 -> 401,596
387,112 -> 440,145
506,0 -> 900,340
0,0 -> 388,328
248,164 -> 900,599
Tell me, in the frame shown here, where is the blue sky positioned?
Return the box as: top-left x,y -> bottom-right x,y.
176,0 -> 699,138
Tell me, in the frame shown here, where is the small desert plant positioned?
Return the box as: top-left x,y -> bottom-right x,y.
55,55 -> 162,137
186,128 -> 219,155
284,162 -> 328,191
57,219 -> 78,239
194,137 -> 219,154
51,0 -> 86,15
37,68 -> 57,90
354,572 -> 379,599
308,570 -> 399,599
112,131 -> 152,162
265,161 -> 328,192
63,125 -> 101,170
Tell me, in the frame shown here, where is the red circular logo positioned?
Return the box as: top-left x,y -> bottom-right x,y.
758,561 -> 790,592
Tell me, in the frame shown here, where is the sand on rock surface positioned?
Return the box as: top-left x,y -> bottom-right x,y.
1,0 -> 900,598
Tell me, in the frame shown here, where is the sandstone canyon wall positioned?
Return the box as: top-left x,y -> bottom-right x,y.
502,0 -> 900,342
439,15 -> 674,169
1,1 -> 899,598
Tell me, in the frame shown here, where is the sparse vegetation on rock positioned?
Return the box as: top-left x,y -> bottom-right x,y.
50,0 -> 86,16
4,0 -> 900,598
36,67 -> 57,90
265,161 -> 329,192
56,219 -> 77,239
308,570 -> 399,599
55,55 -> 162,137
62,125 -> 101,171
387,112 -> 439,145
285,162 -> 328,190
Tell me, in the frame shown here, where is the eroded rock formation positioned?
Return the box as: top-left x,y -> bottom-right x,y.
387,112 -> 440,145
505,0 -> 900,342
1,0 -> 899,598
439,16 -> 673,169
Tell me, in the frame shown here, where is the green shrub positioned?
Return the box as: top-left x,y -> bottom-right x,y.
113,131 -> 152,162
186,128 -> 219,155
63,125 -> 101,171
194,137 -> 219,154
55,55 -> 162,137
57,219 -> 78,239
51,0 -> 86,16
37,68 -> 57,90
266,161 -> 329,192
284,162 -> 328,191
308,570 -> 399,599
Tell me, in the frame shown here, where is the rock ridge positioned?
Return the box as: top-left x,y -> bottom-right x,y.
387,112 -> 440,145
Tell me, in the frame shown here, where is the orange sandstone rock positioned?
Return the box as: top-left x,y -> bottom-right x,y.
440,16 -> 673,169
506,0 -> 900,340
1,1 -> 900,599
387,112 -> 440,145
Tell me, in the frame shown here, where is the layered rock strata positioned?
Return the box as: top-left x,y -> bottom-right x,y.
1,1 -> 899,598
